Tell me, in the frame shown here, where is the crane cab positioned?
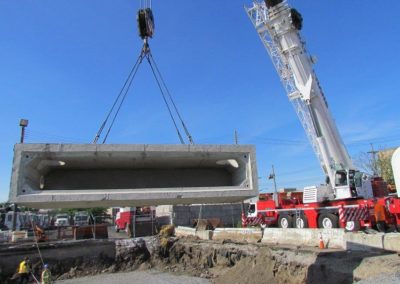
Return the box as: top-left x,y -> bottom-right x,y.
334,170 -> 373,200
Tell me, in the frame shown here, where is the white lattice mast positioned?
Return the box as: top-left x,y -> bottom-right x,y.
245,0 -> 354,188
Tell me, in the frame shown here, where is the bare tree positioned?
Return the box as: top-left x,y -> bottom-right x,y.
353,152 -> 376,176
354,147 -> 395,186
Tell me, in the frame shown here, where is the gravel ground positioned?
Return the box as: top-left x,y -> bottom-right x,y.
55,270 -> 210,284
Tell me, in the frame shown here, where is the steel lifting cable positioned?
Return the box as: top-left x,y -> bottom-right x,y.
101,53 -> 146,144
93,41 -> 194,144
146,55 -> 185,144
147,53 -> 194,144
141,0 -> 152,9
93,53 -> 144,144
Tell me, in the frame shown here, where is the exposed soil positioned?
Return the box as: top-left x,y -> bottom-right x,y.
151,237 -> 398,284
2,236 -> 400,284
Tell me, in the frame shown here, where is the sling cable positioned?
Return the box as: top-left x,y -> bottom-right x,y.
93,2 -> 194,145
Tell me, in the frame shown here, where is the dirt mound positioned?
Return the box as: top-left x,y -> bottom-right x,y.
215,248 -> 313,284
150,237 -> 399,284
153,238 -> 314,283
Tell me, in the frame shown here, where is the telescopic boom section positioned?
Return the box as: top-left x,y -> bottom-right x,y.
246,1 -> 371,200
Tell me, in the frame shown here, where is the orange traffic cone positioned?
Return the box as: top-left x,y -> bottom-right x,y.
319,233 -> 325,249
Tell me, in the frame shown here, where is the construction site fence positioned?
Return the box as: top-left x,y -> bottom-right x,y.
0,213 -> 113,243
0,213 -> 159,243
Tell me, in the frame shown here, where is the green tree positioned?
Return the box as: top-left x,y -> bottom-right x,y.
377,149 -> 395,186
88,207 -> 108,217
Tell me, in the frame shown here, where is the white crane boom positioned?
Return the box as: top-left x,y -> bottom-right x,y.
246,0 -> 373,201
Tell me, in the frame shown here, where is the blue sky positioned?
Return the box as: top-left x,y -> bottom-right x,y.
1,1 -> 399,202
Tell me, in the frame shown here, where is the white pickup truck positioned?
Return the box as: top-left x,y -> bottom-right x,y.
54,214 -> 70,227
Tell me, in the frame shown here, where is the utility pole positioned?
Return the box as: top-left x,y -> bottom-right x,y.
269,165 -> 278,206
368,143 -> 379,176
234,130 -> 238,145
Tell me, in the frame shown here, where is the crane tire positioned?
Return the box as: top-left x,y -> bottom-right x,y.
278,214 -> 293,229
345,221 -> 360,232
293,214 -> 309,229
318,213 -> 339,229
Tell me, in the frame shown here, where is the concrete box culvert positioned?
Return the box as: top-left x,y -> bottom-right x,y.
9,144 -> 258,208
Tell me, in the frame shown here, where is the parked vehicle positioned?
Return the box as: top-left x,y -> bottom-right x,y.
3,212 -> 23,230
55,214 -> 70,227
74,212 -> 90,226
115,207 -> 155,233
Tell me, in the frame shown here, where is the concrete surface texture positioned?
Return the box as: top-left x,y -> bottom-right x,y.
262,228 -> 346,249
213,227 -> 262,243
262,228 -> 400,252
156,203 -> 245,227
175,227 -> 262,243
9,144 -> 258,208
175,226 -> 400,252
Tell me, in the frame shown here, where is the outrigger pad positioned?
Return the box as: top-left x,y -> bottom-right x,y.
9,144 -> 258,208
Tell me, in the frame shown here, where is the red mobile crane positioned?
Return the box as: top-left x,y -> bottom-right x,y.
243,0 -> 400,231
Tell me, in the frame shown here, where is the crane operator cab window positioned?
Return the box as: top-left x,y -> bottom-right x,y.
248,204 -> 256,214
348,170 -> 358,188
335,171 -> 348,186
353,171 -> 363,188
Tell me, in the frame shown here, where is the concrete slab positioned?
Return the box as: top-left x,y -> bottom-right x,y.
262,228 -> 346,249
383,233 -> 400,252
174,227 -> 212,240
9,144 -> 258,208
175,226 -> 196,237
195,230 -> 213,240
344,232 -> 384,251
213,228 -> 262,243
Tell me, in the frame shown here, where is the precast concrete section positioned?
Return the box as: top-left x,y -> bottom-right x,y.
9,144 -> 258,208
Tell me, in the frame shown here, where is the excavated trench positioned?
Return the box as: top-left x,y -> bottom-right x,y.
0,236 -> 397,283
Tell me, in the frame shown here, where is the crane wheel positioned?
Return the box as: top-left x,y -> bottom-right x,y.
318,213 -> 339,229
293,215 -> 308,229
278,214 -> 293,229
345,221 -> 360,232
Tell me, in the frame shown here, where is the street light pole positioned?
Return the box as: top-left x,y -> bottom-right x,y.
19,119 -> 29,144
13,119 -> 28,231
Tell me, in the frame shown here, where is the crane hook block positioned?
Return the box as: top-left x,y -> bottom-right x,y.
137,8 -> 155,39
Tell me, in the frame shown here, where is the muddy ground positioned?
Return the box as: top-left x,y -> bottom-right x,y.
2,236 -> 400,283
